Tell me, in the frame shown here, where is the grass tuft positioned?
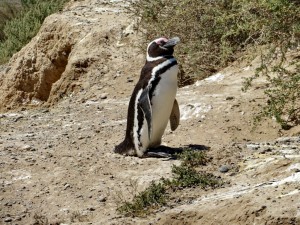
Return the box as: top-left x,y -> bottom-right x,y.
117,181 -> 167,217
117,148 -> 222,217
176,148 -> 209,167
167,165 -> 220,189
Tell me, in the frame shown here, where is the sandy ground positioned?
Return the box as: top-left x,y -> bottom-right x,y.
0,0 -> 300,224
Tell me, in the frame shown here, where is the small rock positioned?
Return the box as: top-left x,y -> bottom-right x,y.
4,217 -> 12,222
14,116 -> 23,122
219,165 -> 230,173
64,184 -> 71,190
100,93 -> 108,99
20,145 -> 34,151
98,196 -> 107,202
88,207 -> 95,211
226,96 -> 234,100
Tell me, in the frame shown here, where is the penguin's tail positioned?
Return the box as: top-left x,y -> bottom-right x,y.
114,139 -> 135,156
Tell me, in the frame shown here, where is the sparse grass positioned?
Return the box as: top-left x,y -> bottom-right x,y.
33,213 -> 49,225
117,182 -> 167,217
0,0 -> 69,64
32,213 -> 62,225
176,147 -> 210,167
70,211 -> 90,223
117,148 -> 222,217
166,165 -> 220,189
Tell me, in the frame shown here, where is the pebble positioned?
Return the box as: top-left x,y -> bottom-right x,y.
100,93 -> 108,99
4,217 -> 12,222
20,145 -> 34,151
88,207 -> 96,211
64,184 -> 71,190
219,165 -> 230,173
98,196 -> 107,202
13,116 -> 23,122
226,96 -> 234,100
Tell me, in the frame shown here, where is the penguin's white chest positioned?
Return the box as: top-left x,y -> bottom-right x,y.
149,64 -> 178,146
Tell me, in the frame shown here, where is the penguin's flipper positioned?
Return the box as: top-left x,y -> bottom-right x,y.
169,99 -> 180,131
138,87 -> 152,140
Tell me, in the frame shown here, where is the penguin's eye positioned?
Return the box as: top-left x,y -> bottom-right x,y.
159,41 -> 166,46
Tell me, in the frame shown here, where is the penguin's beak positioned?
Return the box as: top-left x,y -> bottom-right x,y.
162,37 -> 180,48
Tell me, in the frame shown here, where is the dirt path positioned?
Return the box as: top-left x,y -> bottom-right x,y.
0,0 -> 300,224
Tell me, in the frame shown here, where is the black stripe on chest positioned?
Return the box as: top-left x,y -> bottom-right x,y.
149,59 -> 178,100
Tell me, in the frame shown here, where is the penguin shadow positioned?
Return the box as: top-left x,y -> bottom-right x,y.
145,144 -> 210,159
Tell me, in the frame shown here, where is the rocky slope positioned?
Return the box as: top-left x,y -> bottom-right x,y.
0,0 -> 300,224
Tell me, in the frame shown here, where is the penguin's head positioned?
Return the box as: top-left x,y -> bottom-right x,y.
147,37 -> 180,61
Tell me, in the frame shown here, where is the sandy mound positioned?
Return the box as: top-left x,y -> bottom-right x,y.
0,0 -> 140,111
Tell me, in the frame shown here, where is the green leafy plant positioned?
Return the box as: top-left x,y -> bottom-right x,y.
0,1 -> 22,41
117,181 -> 167,217
131,0 -> 300,128
167,165 -> 220,189
176,148 -> 209,167
0,0 -> 69,64
117,148 -> 222,217
243,45 -> 300,129
130,0 -> 300,86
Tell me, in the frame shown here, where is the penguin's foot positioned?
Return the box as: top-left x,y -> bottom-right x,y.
145,145 -> 183,158
144,151 -> 173,158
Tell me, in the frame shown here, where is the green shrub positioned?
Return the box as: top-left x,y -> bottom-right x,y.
117,182 -> 167,217
176,148 -> 209,167
130,0 -> 300,85
243,46 -> 300,129
0,0 -> 22,41
117,148 -> 222,217
131,0 -> 300,127
165,165 -> 220,189
0,0 -> 68,64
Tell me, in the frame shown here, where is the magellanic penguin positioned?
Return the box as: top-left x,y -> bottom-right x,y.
114,37 -> 180,157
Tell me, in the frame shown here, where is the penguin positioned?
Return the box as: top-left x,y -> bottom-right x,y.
114,37 -> 180,157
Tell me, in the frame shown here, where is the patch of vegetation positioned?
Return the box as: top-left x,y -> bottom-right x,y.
117,148 -> 222,217
70,211 -> 90,223
166,165 -> 220,189
176,147 -> 209,167
131,0 -> 300,85
130,0 -> 300,127
32,213 -> 61,225
243,47 -> 300,129
0,0 -> 22,41
117,182 -> 167,217
0,0 -> 69,64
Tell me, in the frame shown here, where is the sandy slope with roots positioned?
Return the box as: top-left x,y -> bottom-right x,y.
0,0 -> 300,224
